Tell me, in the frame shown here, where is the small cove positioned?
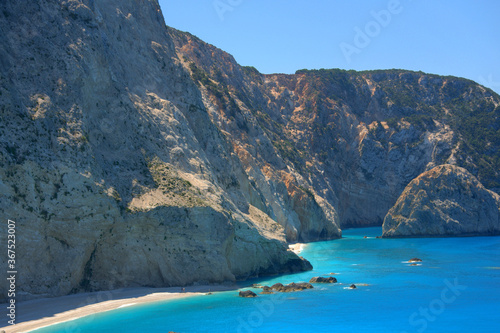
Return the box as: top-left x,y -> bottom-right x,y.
35,227 -> 500,332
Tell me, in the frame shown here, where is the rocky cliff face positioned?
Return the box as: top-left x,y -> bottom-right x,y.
1,0 -> 499,302
166,29 -> 343,241
167,28 -> 500,229
383,165 -> 500,237
0,0 -> 312,302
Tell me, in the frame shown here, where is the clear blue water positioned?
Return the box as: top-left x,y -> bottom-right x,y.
35,227 -> 500,333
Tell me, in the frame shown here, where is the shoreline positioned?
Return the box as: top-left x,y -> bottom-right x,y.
289,243 -> 307,254
2,244 -> 310,332
1,285 -> 236,333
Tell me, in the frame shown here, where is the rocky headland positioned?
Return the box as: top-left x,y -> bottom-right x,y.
383,165 -> 500,237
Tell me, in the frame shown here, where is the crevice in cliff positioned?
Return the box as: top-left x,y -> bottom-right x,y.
74,245 -> 97,293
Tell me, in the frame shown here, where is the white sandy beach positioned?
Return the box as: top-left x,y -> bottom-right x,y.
2,245 -> 309,333
1,285 -> 235,333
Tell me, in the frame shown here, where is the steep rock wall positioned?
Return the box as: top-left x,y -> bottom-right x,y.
0,0 -> 312,302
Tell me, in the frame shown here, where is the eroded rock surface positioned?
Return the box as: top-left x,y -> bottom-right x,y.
383,165 -> 500,237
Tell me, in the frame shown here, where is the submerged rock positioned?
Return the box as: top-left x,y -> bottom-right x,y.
383,165 -> 500,238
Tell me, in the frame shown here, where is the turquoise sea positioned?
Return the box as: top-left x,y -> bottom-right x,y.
36,227 -> 500,332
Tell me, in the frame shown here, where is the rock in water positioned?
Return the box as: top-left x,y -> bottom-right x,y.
383,165 -> 500,237
279,282 -> 313,292
239,290 -> 257,298
293,282 -> 314,290
408,258 -> 422,263
260,286 -> 274,294
270,283 -> 284,291
309,276 -> 338,283
269,282 -> 313,292
349,284 -> 357,289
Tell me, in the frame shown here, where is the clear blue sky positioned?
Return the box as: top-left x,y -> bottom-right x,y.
158,0 -> 500,95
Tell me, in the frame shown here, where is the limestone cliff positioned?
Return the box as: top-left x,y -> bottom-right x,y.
167,28 -> 500,229
382,165 -> 500,237
0,0 -> 311,302
166,29 -> 342,241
